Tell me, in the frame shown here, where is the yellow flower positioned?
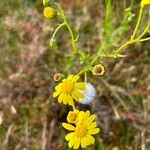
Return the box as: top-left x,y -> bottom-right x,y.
43,7 -> 55,19
67,110 -> 79,124
141,0 -> 150,7
53,75 -> 85,106
92,64 -> 105,76
62,111 -> 100,149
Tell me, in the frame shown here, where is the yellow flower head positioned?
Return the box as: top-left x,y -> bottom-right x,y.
62,110 -> 100,149
53,75 -> 85,106
43,7 -> 55,19
67,110 -> 79,124
92,64 -> 105,76
141,0 -> 150,7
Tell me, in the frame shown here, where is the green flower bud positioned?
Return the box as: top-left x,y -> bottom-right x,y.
49,39 -> 57,48
43,0 -> 49,5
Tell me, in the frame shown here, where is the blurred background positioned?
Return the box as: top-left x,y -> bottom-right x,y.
0,0 -> 150,149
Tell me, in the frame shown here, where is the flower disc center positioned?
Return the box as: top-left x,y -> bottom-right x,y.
62,81 -> 74,94
75,125 -> 87,138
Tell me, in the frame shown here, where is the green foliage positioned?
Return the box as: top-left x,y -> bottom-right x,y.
0,0 -> 150,149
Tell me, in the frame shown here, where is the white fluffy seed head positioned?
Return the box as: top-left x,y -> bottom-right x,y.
78,83 -> 96,104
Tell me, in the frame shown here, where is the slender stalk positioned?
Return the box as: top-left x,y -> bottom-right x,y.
78,44 -> 105,75
131,7 -> 143,40
54,2 -> 78,55
114,22 -> 150,54
90,43 -> 105,65
136,22 -> 150,40
113,41 -> 133,54
84,72 -> 87,83
140,37 -> 150,42
72,103 -> 75,110
51,23 -> 65,40
105,0 -> 111,21
78,66 -> 90,76
65,22 -> 77,55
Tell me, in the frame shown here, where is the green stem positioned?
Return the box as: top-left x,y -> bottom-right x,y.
54,2 -> 77,55
78,44 -> 105,75
114,22 -> 150,54
139,37 -> 150,42
65,22 -> 77,55
79,18 -> 149,75
51,23 -> 65,40
84,72 -> 87,83
77,66 -> 90,76
105,0 -> 111,21
136,22 -> 150,40
72,103 -> 75,110
90,44 -> 105,65
113,41 -> 133,54
131,7 -> 143,40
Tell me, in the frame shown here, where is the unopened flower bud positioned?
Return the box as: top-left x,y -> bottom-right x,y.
49,39 -> 57,48
67,110 -> 79,123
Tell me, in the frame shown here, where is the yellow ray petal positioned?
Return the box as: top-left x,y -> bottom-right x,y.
62,79 -> 67,82
88,128 -> 100,135
67,75 -> 74,81
87,122 -> 97,129
62,123 -> 75,131
71,75 -> 79,82
83,111 -> 90,121
55,83 -> 62,91
76,111 -> 85,124
58,93 -> 64,103
65,132 -> 75,141
81,137 -> 87,148
72,91 -> 84,100
68,137 -> 77,148
66,95 -> 74,106
84,114 -> 96,126
73,137 -> 80,149
71,91 -> 79,100
75,82 -> 85,90
86,134 -> 95,145
53,91 -> 61,97
62,94 -> 68,105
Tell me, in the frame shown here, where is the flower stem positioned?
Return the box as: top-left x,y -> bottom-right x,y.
114,16 -> 150,54
135,22 -> 150,40
72,103 -> 75,110
65,22 -> 77,55
54,2 -> 78,55
139,37 -> 150,42
84,72 -> 87,83
51,22 -> 65,40
130,7 -> 143,40
78,44 -> 105,75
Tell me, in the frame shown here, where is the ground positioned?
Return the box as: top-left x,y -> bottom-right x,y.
0,0 -> 150,149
